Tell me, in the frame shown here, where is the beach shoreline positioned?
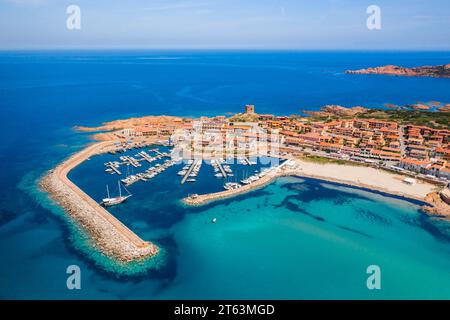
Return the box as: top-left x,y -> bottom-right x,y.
39,141 -> 160,264
183,158 -> 450,218
39,133 -> 450,267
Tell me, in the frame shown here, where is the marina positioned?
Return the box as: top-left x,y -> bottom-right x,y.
4,45 -> 450,299
104,147 -> 172,182
72,140 -> 447,216
120,158 -> 177,186
74,144 -> 284,210
25,135 -> 450,300
104,150 -> 275,192
40,141 -> 159,264
104,146 -> 171,174
185,160 -> 291,205
41,134 -> 450,299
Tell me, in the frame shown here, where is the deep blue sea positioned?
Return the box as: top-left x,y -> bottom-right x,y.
1,50 -> 450,299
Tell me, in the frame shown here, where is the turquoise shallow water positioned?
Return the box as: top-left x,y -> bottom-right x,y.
1,50 -> 450,299
66,151 -> 450,299
164,179 -> 450,299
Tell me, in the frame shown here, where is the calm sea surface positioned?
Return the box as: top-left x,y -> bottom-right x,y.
0,51 -> 449,299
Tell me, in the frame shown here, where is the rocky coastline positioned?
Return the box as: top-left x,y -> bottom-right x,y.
346,64 -> 450,78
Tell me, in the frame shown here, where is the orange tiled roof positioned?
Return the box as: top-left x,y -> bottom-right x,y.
400,158 -> 429,166
319,142 -> 343,148
370,149 -> 401,157
280,130 -> 298,137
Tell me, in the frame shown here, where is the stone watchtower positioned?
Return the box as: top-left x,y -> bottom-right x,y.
245,104 -> 255,114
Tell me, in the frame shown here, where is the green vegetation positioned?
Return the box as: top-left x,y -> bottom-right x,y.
228,113 -> 260,122
357,109 -> 450,129
310,109 -> 450,129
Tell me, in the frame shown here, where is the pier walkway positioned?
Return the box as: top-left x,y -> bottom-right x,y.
139,151 -> 153,163
181,159 -> 201,184
106,163 -> 122,175
42,141 -> 157,262
183,161 -> 289,206
216,159 -> 227,178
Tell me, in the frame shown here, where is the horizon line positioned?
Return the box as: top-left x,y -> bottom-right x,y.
1,47 -> 450,52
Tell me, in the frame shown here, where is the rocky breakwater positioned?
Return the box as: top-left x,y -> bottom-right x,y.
40,142 -> 159,263
422,189 -> 450,218
183,172 -> 279,206
183,160 -> 294,206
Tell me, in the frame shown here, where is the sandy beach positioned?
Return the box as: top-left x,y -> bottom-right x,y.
40,141 -> 159,263
184,158 -> 450,217
292,159 -> 437,200
41,138 -> 449,264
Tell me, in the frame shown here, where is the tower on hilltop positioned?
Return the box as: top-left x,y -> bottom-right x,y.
245,104 -> 255,114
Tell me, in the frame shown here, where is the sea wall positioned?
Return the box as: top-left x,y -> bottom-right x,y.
40,142 -> 159,263
183,158 -> 450,218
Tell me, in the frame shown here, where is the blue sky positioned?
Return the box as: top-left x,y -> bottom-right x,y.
0,0 -> 449,49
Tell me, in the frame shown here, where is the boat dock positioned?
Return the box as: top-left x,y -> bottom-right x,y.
154,149 -> 169,157
121,158 -> 176,186
118,156 -> 141,168
105,162 -> 122,175
184,160 -> 293,206
138,151 -> 154,163
181,159 -> 201,184
238,157 -> 256,165
244,157 -> 257,165
216,160 -> 228,178
105,148 -> 172,174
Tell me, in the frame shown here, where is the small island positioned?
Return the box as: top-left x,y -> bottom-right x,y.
346,64 -> 450,78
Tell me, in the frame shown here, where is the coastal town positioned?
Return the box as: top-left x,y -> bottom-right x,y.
42,103 -> 450,266
104,104 -> 450,183
4,0 -> 450,301
77,103 -> 450,211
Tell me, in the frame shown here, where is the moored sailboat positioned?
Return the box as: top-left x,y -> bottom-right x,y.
101,180 -> 132,207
